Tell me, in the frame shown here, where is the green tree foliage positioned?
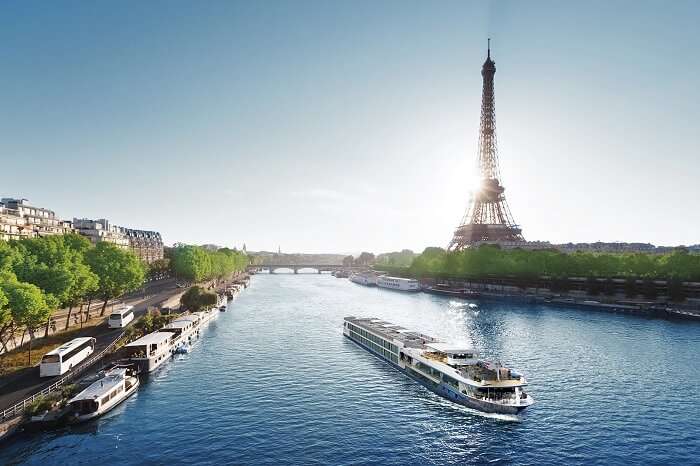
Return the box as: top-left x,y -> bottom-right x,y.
9,234 -> 98,335
354,252 -> 375,267
403,246 -> 700,282
170,245 -> 247,282
1,279 -> 51,363
180,286 -> 218,312
375,250 -> 416,268
147,258 -> 171,280
85,242 -> 146,316
2,280 -> 50,331
0,235 -> 154,352
0,283 -> 10,349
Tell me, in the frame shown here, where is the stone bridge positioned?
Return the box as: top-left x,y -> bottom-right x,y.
247,264 -> 354,274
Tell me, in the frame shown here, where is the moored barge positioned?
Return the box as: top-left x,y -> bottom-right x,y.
349,272 -> 377,286
422,283 -> 480,299
376,276 -> 420,292
343,316 -> 533,414
68,365 -> 139,422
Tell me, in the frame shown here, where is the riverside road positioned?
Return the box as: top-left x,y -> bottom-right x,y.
0,278 -> 187,413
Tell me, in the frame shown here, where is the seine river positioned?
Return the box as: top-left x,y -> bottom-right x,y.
2,274 -> 699,465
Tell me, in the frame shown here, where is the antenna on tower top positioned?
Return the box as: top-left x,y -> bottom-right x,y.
487,38 -> 491,59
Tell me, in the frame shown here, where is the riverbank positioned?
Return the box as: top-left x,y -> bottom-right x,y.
0,273 -> 249,442
370,270 -> 700,321
430,279 -> 700,320
0,282 -> 187,427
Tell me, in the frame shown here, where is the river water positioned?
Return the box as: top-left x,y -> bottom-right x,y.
2,274 -> 699,465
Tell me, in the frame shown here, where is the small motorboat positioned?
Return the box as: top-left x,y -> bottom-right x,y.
174,342 -> 190,354
219,305 -> 227,311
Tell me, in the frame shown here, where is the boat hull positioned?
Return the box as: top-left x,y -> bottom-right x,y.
404,367 -> 527,415
422,287 -> 480,299
376,284 -> 420,292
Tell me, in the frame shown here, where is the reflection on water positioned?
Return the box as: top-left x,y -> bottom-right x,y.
1,274 -> 699,466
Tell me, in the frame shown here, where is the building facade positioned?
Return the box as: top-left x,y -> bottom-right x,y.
73,218 -> 130,249
121,228 -> 164,263
0,198 -> 73,241
73,218 -> 164,263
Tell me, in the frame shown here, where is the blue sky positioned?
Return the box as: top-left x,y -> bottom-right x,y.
1,1 -> 699,253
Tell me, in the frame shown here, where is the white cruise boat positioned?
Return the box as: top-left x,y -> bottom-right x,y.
376,276 -> 420,292
343,317 -> 534,414
161,315 -> 201,345
349,272 -> 377,286
68,366 -> 139,422
123,331 -> 174,373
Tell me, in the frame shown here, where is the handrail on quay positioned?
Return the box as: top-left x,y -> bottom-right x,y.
0,331 -> 125,422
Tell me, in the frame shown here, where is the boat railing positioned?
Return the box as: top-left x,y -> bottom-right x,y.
467,392 -> 521,405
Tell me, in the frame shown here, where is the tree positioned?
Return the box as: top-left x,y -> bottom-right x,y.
171,245 -> 212,282
0,284 -> 11,353
63,261 -> 99,330
170,245 -> 248,283
342,255 -> 354,267
354,252 -> 375,267
375,250 -> 416,268
9,235 -> 94,336
148,258 -> 171,280
180,286 -> 217,312
86,242 -> 146,317
2,280 -> 50,364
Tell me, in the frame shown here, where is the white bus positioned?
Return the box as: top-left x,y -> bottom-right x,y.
39,337 -> 96,377
108,305 -> 135,329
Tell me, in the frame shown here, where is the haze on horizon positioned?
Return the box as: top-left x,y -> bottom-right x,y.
2,1 -> 699,254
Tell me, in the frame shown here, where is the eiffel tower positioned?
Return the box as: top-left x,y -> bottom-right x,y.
448,40 -> 524,251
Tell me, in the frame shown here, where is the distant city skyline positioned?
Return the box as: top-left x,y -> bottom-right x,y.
2,1 -> 699,253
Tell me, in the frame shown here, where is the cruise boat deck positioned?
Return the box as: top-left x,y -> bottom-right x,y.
346,316 -> 437,349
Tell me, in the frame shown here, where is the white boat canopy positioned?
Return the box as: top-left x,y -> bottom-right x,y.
125,332 -> 172,347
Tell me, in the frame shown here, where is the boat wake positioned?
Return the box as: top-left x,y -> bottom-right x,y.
448,300 -> 469,308
420,393 -> 521,422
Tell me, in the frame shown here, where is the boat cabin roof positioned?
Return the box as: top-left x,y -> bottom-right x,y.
175,315 -> 200,322
69,368 -> 127,402
424,343 -> 476,355
162,319 -> 194,330
125,332 -> 172,347
345,316 -> 438,347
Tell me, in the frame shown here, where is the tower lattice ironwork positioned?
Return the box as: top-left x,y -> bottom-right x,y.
448,40 -> 524,251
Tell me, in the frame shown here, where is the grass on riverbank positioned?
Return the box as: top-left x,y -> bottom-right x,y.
0,317 -> 108,376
